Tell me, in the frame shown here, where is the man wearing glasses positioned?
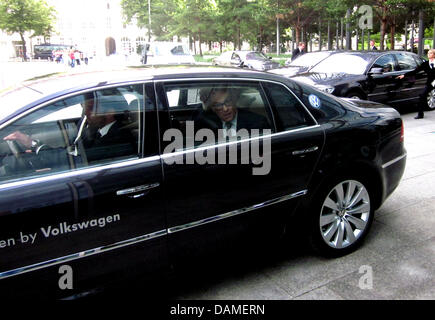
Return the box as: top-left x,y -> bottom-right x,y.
197,86 -> 270,139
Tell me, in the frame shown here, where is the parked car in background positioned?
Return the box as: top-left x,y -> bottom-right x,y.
0,67 -> 405,298
34,44 -> 72,61
286,50 -> 434,110
141,42 -> 195,65
269,51 -> 337,77
212,50 -> 280,71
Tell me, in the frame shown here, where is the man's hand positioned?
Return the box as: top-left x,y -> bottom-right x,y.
3,131 -> 32,148
396,75 -> 405,80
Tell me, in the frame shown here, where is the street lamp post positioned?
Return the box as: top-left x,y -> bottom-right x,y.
148,0 -> 151,42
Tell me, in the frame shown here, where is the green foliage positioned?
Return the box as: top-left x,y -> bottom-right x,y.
0,0 -> 56,60
0,0 -> 56,37
119,0 -> 435,53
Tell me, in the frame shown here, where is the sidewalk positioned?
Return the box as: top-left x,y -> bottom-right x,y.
0,55 -> 143,93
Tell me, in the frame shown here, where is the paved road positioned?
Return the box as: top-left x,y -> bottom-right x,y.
0,56 -> 142,92
171,108 -> 435,300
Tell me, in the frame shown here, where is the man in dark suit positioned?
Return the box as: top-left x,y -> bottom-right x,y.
369,40 -> 378,50
291,42 -> 306,61
80,93 -> 136,162
196,86 -> 270,140
397,49 -> 435,119
3,92 -> 136,168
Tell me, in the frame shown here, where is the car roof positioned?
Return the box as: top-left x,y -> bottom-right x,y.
0,65 -> 288,124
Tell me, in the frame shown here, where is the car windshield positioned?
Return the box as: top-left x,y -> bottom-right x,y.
154,43 -> 191,56
245,52 -> 268,61
289,52 -> 331,67
311,54 -> 370,74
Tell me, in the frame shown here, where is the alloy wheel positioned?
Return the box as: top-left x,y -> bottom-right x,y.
319,180 -> 371,249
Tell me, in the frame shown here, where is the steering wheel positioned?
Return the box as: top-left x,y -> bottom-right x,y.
5,140 -> 34,170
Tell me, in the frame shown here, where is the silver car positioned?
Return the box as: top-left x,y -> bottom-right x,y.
213,50 -> 280,71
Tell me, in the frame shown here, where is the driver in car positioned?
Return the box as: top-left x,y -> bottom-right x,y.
2,92 -> 135,175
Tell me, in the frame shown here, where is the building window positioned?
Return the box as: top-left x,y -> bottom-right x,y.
121,37 -> 132,54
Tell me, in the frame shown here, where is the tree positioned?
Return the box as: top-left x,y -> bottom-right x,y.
0,0 -> 56,61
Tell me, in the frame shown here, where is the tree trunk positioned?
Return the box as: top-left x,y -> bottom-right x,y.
346,9 -> 351,50
20,32 -> 27,62
327,21 -> 332,50
340,19 -> 344,49
198,32 -> 202,57
237,19 -> 241,50
404,19 -> 408,51
258,26 -> 263,51
433,20 -> 435,49
390,22 -> 395,51
295,26 -> 301,44
379,7 -> 387,50
319,18 -> 322,51
418,10 -> 424,56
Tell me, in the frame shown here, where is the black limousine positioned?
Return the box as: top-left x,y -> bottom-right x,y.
0,67 -> 406,298
274,50 -> 434,110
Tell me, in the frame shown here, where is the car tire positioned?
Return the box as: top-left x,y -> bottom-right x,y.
307,175 -> 375,257
345,92 -> 365,100
426,88 -> 435,111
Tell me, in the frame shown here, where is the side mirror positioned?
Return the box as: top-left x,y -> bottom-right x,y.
268,56 -> 272,60
369,67 -> 383,75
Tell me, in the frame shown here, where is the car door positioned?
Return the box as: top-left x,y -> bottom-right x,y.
155,79 -> 324,264
0,83 -> 167,298
394,52 -> 423,102
367,54 -> 401,104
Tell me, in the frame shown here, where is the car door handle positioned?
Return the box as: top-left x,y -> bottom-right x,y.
292,146 -> 319,156
116,183 -> 160,197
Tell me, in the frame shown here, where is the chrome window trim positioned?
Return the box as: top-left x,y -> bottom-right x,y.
0,190 -> 307,280
0,229 -> 167,280
168,189 -> 307,234
0,155 -> 161,190
382,153 -> 407,169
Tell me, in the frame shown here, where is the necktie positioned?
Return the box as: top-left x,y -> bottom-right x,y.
431,63 -> 434,69
225,122 -> 234,139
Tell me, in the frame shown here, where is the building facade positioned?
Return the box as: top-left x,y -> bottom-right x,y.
1,0 -> 148,61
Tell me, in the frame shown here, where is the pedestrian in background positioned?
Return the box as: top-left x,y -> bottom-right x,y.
291,42 -> 305,61
69,49 -> 75,68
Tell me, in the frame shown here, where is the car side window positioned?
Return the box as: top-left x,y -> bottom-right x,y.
231,53 -> 241,62
372,54 -> 397,73
396,53 -> 417,70
162,82 -> 274,151
262,82 -> 316,131
0,85 -> 145,183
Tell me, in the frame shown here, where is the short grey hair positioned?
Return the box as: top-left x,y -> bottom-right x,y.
199,86 -> 240,110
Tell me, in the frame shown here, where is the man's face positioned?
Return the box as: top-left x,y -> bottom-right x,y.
83,98 -> 104,127
370,41 -> 375,47
209,90 -> 237,123
428,51 -> 434,60
300,44 -> 305,50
